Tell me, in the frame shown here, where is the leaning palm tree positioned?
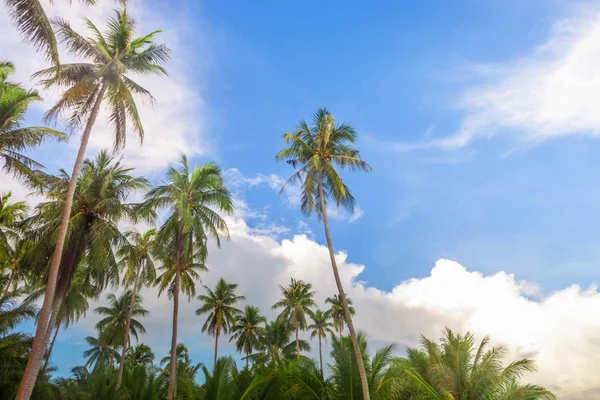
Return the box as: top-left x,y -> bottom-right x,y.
276,107 -> 372,399
142,156 -> 233,400
0,62 -> 65,189
272,278 -> 316,359
19,150 -> 147,398
196,278 -> 245,366
94,291 -> 148,363
230,305 -> 266,368
17,11 -> 169,397
325,294 -> 355,339
308,309 -> 334,375
115,229 -> 156,390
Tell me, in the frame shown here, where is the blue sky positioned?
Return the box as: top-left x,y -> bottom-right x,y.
4,0 -> 600,396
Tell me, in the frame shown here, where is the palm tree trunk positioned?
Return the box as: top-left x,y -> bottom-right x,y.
246,349 -> 249,368
214,326 -> 220,367
110,348 -> 115,367
43,292 -> 65,350
295,324 -> 300,359
167,261 -> 181,400
116,270 -> 140,392
16,81 -> 108,400
42,325 -> 59,371
318,175 -> 370,400
319,334 -> 323,375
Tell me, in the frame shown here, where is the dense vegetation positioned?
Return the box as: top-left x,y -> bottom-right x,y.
1,1 -> 555,399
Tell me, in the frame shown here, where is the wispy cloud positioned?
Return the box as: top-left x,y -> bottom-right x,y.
385,7 -> 600,151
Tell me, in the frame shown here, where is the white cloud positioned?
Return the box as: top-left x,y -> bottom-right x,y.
388,7 -> 600,151
0,0 -> 210,174
65,214 -> 600,399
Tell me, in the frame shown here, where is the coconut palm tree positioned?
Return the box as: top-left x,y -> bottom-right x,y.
276,107 -> 372,399
250,318 -> 311,366
196,278 -> 245,367
2,239 -> 31,296
125,343 -> 154,367
272,278 -> 316,360
0,192 -> 26,263
230,305 -> 266,368
82,335 -> 116,371
325,294 -> 355,339
115,229 -> 156,390
142,156 -> 233,400
19,150 -> 147,393
393,328 -> 556,400
308,309 -> 334,375
94,291 -> 148,363
0,62 -> 65,189
17,12 -> 169,397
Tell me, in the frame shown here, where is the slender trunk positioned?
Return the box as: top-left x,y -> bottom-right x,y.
43,292 -> 64,350
167,253 -> 181,400
3,269 -> 14,296
16,81 -> 108,400
116,270 -> 140,391
110,348 -> 115,368
295,324 -> 300,359
319,334 -> 323,376
318,175 -> 370,400
246,349 -> 249,368
214,326 -> 220,367
42,325 -> 59,371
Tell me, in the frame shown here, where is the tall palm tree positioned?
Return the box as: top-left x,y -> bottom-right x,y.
230,305 -> 266,368
196,278 -> 245,366
272,278 -> 316,359
0,62 -> 65,189
17,11 -> 169,398
115,229 -> 156,390
325,294 -> 355,339
143,156 -> 233,400
94,291 -> 148,360
276,107 -> 372,399
125,343 -> 154,367
19,150 -> 147,396
308,309 -> 334,375
393,328 -> 556,400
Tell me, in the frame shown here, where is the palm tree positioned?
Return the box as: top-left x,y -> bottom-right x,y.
115,229 -> 156,390
308,309 -> 334,375
325,294 -> 355,339
94,291 -> 148,362
393,328 -> 556,400
250,318 -> 311,366
230,305 -> 266,368
125,343 -> 154,367
17,12 -> 169,398
196,278 -> 245,366
82,335 -> 115,371
0,192 -> 26,265
276,107 -> 372,399
19,150 -> 147,395
2,240 -> 30,296
143,156 -> 233,400
272,278 -> 316,359
0,62 -> 65,189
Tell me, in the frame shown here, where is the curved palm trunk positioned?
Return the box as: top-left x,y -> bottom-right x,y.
17,81 -> 108,400
295,324 -> 300,359
42,325 -> 59,371
43,292 -> 65,349
3,269 -> 14,296
116,270 -> 140,391
214,326 -> 220,367
167,265 -> 180,400
318,175 -> 370,400
318,334 -> 323,375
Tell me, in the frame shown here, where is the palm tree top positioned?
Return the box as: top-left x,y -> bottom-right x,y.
196,278 -> 245,335
276,107 -> 372,218
32,8 -> 170,149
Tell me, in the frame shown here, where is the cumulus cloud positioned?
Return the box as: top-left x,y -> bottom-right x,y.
64,214 -> 600,399
0,0 -> 209,174
388,7 -> 600,151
